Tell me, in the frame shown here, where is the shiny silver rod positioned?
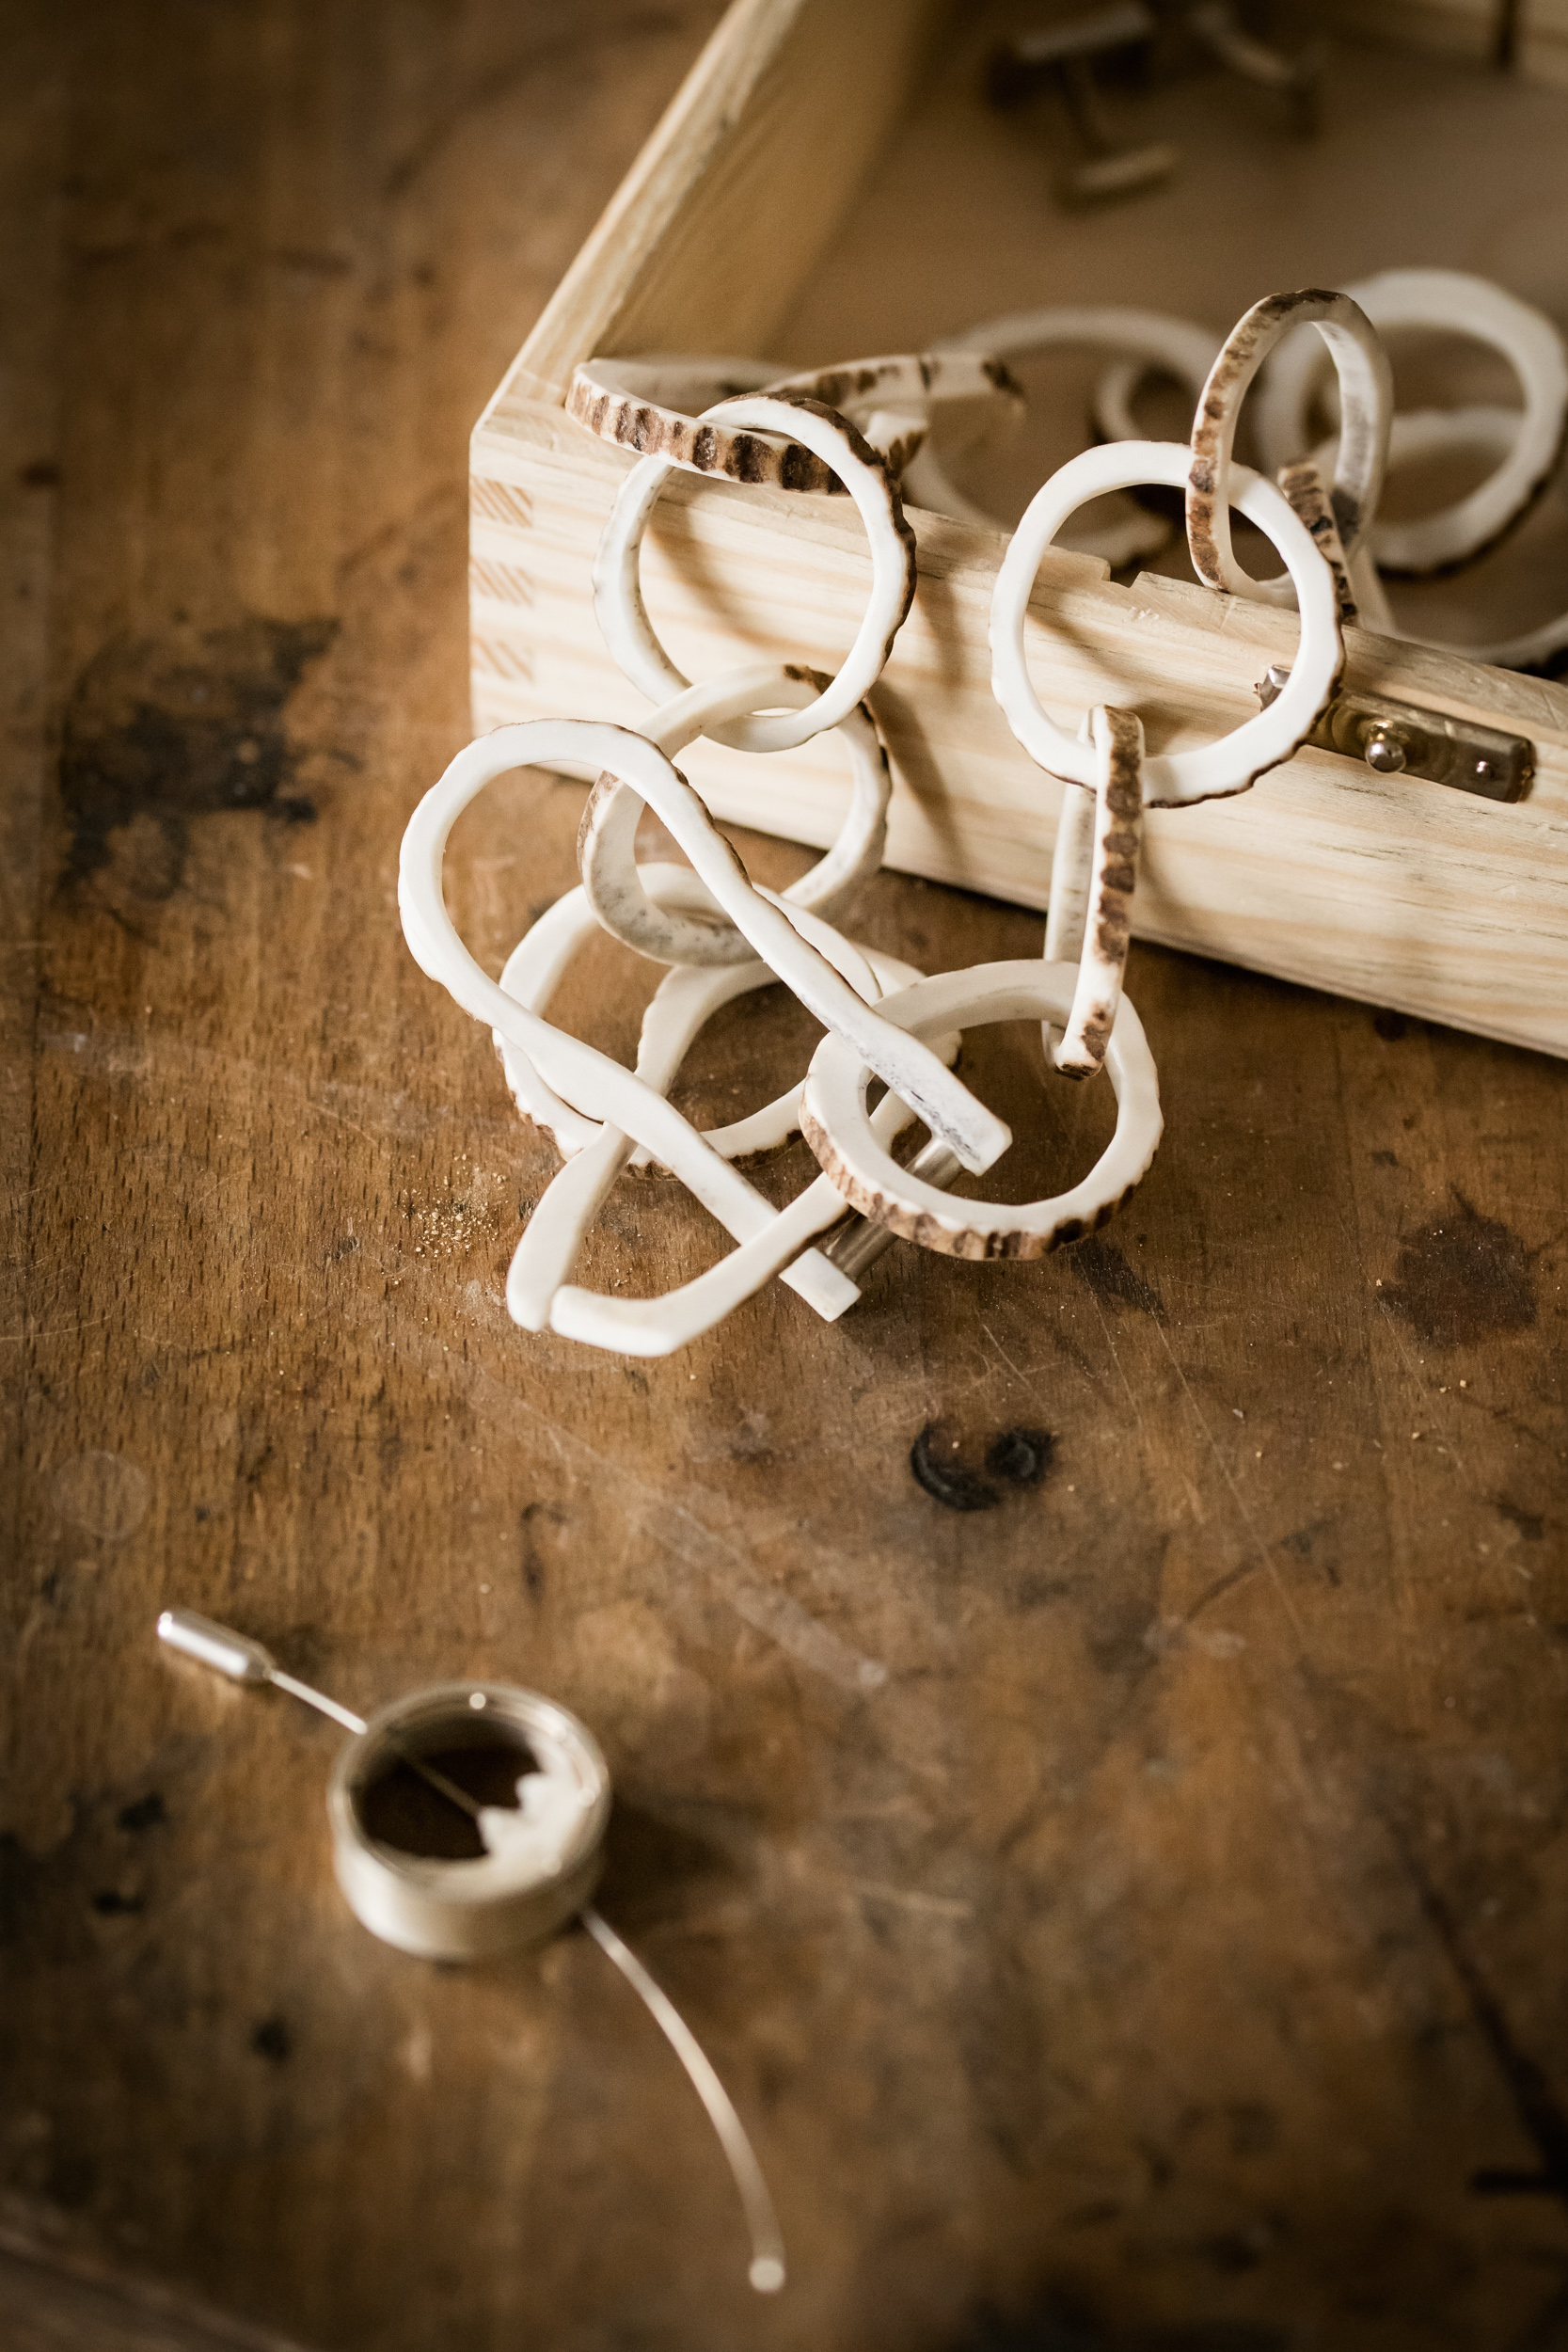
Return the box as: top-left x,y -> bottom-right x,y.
822,1136 -> 963,1280
156,1609 -> 482,1820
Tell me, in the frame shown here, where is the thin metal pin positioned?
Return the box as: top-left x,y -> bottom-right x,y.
822,1136 -> 963,1279
157,1609 -> 482,1819
583,1906 -> 786,2294
156,1608 -> 785,2294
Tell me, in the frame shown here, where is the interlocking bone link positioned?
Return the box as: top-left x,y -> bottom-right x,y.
801,962 -> 1164,1261
759,351 -> 1024,486
567,350 -> 1022,493
1053,707 -> 1145,1081
496,866 -> 873,1167
578,665 -> 890,969
990,438 -> 1344,808
610,756 -> 1007,1178
1188,289 -> 1391,607
505,914 -> 946,1356
1252,268 -> 1568,578
593,391 -> 917,755
400,719 -> 868,1322
1313,409 -> 1568,672
908,307 -> 1221,566
1275,456 -> 1360,627
568,354 -> 835,491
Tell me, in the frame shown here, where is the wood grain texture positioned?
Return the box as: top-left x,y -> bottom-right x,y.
488,0 -> 946,409
475,3 -> 1568,1056
5,7 -> 1568,2352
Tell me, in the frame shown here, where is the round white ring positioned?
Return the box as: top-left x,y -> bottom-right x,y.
800,961 -> 1163,1260
592,392 -> 917,755
1253,269 -> 1568,576
1188,289 -> 1391,606
990,439 -> 1343,806
578,664 -> 890,967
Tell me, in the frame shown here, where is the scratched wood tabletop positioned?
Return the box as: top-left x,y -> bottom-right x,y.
4,7 -> 1568,2350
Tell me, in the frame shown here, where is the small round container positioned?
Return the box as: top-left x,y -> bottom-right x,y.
327,1682 -> 610,1962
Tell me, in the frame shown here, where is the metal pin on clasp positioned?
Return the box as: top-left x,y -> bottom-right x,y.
1256,666 -> 1534,803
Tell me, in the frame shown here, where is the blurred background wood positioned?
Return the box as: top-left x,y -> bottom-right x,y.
2,6 -> 1567,2351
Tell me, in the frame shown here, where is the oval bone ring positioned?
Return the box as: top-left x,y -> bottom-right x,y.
801,961 -> 1163,1260
1053,707 -> 1145,1081
401,717 -> 1008,1175
495,867 -> 925,1168
1319,408 -> 1568,673
578,664 -> 890,968
908,307 -> 1222,558
1253,269 -> 1568,577
762,350 -> 1024,481
990,439 -> 1343,807
569,351 -> 1021,494
1188,289 -> 1391,606
506,936 -> 947,1353
593,392 -> 917,755
568,354 -> 837,492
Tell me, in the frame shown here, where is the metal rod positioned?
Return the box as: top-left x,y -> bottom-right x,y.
156,1608 -> 786,2293
822,1136 -> 964,1280
583,1905 -> 786,2295
157,1609 -> 482,1819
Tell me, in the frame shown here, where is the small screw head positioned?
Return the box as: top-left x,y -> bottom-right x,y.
1364,727 -> 1407,775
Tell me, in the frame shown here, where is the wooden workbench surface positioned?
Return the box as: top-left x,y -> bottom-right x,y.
3,7 -> 1566,2349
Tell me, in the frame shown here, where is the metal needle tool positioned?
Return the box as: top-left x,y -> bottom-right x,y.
156,1607 -> 786,2296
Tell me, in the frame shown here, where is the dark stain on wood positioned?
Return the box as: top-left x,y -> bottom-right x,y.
116,1792 -> 167,1834
89,1888 -> 144,1916
1383,1190 -> 1537,1345
59,615 -> 337,894
1399,1836 -> 1568,2208
1069,1235 -> 1164,1315
250,2015 -> 294,2067
1493,1497 -> 1545,1543
911,1422 -> 1053,1511
911,1422 -> 1002,1513
985,1427 -> 1053,1487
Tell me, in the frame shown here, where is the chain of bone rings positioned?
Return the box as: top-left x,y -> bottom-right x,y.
400,267 -> 1566,1357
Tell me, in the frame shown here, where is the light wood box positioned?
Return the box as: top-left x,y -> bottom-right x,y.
470,0 -> 1568,1058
